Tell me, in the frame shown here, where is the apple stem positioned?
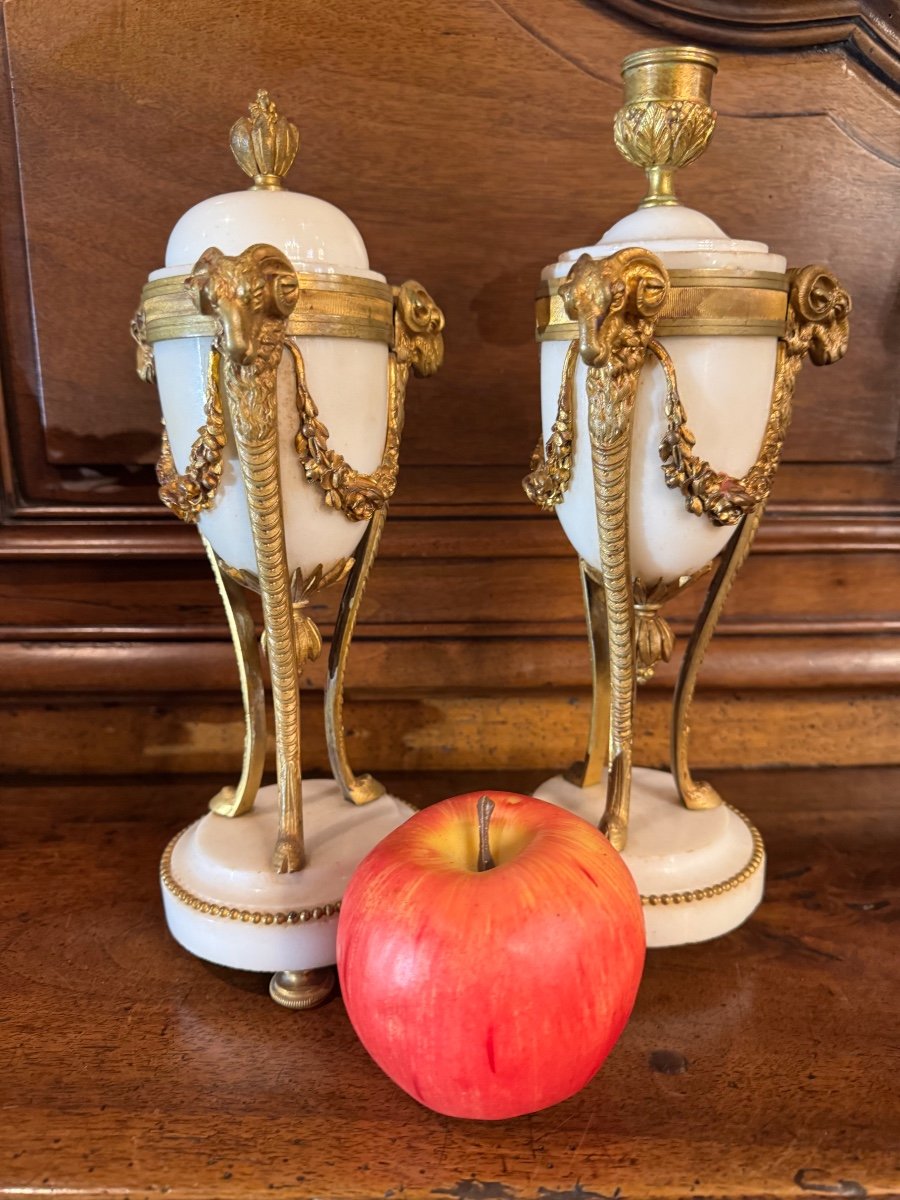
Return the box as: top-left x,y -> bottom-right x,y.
477,795 -> 496,872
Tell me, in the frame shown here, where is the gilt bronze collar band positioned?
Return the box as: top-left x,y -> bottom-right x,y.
537,268 -> 788,340
142,270 -> 394,345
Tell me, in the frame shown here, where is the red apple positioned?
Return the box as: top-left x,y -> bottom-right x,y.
336,790 -> 645,1120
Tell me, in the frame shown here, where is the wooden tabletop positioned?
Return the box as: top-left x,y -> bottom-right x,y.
1,768 -> 898,1200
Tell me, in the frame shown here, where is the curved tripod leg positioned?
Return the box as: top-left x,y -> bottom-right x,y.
325,506 -> 388,806
671,504 -> 764,810
671,264 -> 852,809
565,560 -> 610,790
203,536 -> 267,819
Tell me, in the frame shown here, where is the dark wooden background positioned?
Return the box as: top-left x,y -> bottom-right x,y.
0,0 -> 897,779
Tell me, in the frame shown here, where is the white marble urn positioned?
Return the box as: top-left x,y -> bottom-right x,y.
132,91 -> 444,1004
525,48 -> 851,947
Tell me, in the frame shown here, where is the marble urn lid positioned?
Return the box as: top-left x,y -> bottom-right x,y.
156,89 -> 384,283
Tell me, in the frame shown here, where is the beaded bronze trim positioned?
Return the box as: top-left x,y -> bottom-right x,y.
640,804 -> 764,907
162,809 -> 761,917
159,830 -> 341,924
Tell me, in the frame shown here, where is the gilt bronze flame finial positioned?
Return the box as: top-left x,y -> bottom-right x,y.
230,90 -> 300,191
614,46 -> 718,208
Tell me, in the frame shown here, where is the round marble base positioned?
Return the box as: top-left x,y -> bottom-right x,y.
533,767 -> 765,947
160,780 -> 414,972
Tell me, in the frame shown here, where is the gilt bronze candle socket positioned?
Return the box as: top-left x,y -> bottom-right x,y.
524,48 -> 851,947
133,92 -> 444,1004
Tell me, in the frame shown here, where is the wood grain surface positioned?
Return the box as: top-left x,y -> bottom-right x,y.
3,691 -> 898,777
0,7 -> 896,1188
0,0 -> 897,770
1,768 -> 898,1199
3,0 -> 896,487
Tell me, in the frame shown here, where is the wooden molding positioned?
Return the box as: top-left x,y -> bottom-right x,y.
598,0 -> 900,83
1,506 -> 898,560
0,0 -> 897,513
0,0 -> 896,773
2,688 -> 896,775
1,633 -> 898,696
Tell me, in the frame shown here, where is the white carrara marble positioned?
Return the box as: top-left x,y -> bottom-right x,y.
165,188 -> 373,275
162,781 -> 415,972
541,205 -> 786,583
534,767 -> 765,947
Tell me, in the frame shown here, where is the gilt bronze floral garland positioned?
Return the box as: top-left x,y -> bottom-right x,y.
155,347 -> 227,524
140,278 -> 444,529
656,265 -> 852,525
524,261 -> 851,531
289,341 -> 400,522
523,340 -> 578,511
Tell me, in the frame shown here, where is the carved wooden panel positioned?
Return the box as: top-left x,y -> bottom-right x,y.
599,0 -> 899,81
2,0 -> 898,499
0,0 -> 897,773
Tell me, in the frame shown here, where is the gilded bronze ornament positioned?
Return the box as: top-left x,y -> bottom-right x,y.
203,536 -> 267,820
521,47 -> 853,948
130,305 -> 155,382
656,338 -> 759,526
188,242 -> 307,874
155,348 -> 227,525
671,264 -> 851,811
138,88 -> 447,991
290,280 -> 443,521
564,562 -> 610,790
141,269 -> 395,345
536,270 -> 788,342
268,969 -> 336,1010
524,245 -> 851,846
230,89 -> 300,190
527,269 -> 790,515
562,248 -> 669,850
325,507 -> 390,806
139,258 -> 444,858
290,342 -> 400,522
633,577 -> 677,684
655,267 -> 849,526
321,280 -> 444,801
566,565 -> 707,793
614,101 -> 716,209
392,279 -> 446,376
614,46 -> 718,208
523,339 -> 578,511
783,265 -> 852,365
